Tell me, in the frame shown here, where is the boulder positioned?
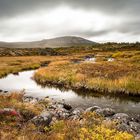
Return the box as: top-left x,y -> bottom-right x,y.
116,121 -> 140,134
72,108 -> 84,116
85,106 -> 101,112
95,108 -> 115,117
69,108 -> 84,120
135,134 -> 140,140
69,115 -> 81,120
135,115 -> 140,123
129,121 -> 140,134
117,123 -> 132,133
23,96 -> 34,102
63,103 -> 72,110
20,109 -> 36,121
54,109 -> 70,119
32,112 -> 53,127
112,113 -> 130,123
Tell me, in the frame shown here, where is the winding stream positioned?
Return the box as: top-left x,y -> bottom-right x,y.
0,70 -> 140,116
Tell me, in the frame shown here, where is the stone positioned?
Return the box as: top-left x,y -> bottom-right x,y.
54,108 -> 70,119
117,121 -> 140,134
135,134 -> 140,140
63,103 -> 72,110
69,115 -> 80,120
135,115 -> 140,123
72,108 -> 84,116
28,98 -> 38,104
95,108 -> 115,117
32,112 -> 53,126
85,106 -> 101,112
13,72 -> 19,75
112,113 -> 130,123
69,108 -> 84,120
117,123 -> 132,132
20,109 -> 36,121
23,96 -> 34,102
129,121 -> 140,134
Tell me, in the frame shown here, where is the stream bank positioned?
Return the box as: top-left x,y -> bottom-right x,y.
0,70 -> 140,117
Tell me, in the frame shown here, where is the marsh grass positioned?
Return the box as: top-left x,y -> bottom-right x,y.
34,51 -> 140,95
0,56 -> 80,78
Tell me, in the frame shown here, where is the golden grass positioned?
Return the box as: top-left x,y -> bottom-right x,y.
34,51 -> 140,95
0,55 -> 80,78
0,92 -> 43,115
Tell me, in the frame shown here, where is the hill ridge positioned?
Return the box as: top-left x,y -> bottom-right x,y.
0,36 -> 96,48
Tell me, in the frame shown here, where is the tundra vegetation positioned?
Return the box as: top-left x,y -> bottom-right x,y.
0,43 -> 140,139
34,49 -> 140,96
0,55 -> 80,78
0,92 -> 134,140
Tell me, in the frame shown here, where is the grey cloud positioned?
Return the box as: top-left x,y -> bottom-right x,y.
0,0 -> 58,18
69,30 -> 112,38
0,0 -> 140,18
108,20 -> 140,35
120,20 -> 140,35
0,0 -> 139,42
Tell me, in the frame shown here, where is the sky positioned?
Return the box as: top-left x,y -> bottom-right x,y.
0,0 -> 140,42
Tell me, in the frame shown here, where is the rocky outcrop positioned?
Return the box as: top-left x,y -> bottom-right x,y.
1,95 -> 140,136
32,111 -> 53,127
95,108 -> 115,117
24,96 -> 140,135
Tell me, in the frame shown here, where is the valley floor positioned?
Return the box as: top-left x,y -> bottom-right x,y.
0,49 -> 140,96
0,46 -> 140,140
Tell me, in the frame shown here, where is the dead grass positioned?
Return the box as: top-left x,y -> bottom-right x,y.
0,55 -> 81,78
0,92 -> 43,115
34,51 -> 140,95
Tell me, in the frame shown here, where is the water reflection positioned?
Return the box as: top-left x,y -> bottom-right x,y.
108,58 -> 115,62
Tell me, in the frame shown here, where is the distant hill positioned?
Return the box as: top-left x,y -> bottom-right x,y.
0,36 -> 96,48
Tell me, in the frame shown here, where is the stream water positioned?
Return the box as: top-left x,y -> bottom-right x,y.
0,70 -> 140,116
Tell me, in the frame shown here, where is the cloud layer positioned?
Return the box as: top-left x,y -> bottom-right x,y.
0,0 -> 139,42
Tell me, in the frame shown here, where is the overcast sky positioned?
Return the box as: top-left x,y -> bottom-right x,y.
0,0 -> 140,42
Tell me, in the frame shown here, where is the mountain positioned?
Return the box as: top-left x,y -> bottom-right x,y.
0,36 -> 96,48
